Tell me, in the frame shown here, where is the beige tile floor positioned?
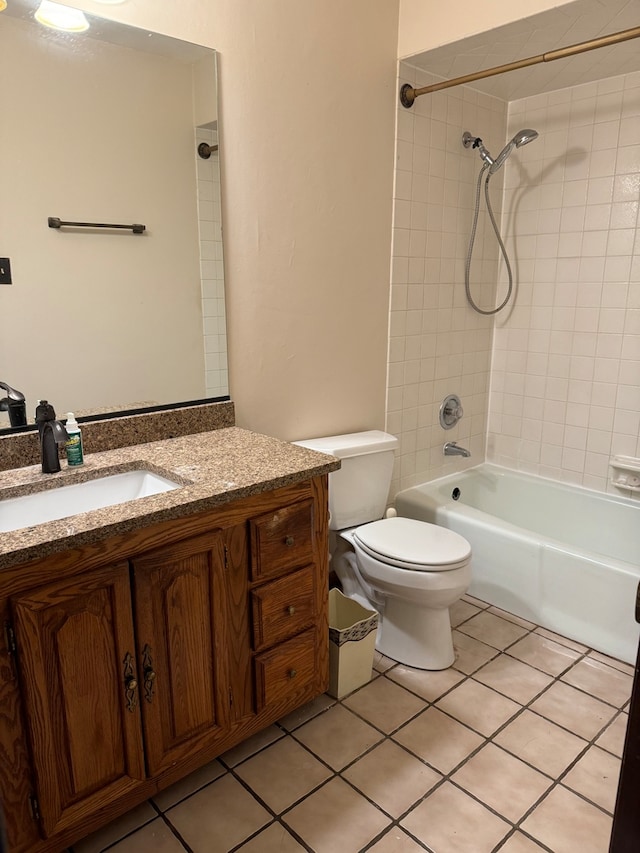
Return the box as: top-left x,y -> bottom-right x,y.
71,595 -> 632,853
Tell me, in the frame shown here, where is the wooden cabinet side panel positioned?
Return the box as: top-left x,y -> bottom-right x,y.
223,523 -> 253,721
0,599 -> 41,853
311,475 -> 330,693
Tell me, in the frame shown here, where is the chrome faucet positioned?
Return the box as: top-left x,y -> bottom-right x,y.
443,441 -> 471,458
35,401 -> 69,474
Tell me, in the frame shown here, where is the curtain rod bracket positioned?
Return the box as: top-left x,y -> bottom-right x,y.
400,83 -> 416,108
197,142 -> 218,159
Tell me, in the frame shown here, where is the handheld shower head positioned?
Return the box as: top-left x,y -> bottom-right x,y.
513,128 -> 539,147
489,128 -> 539,174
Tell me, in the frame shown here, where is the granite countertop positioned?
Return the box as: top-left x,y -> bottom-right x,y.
0,427 -> 340,570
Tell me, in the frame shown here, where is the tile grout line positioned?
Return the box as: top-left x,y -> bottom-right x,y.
77,598 -> 629,853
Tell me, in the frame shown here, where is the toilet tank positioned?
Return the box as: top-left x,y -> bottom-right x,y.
294,430 -> 399,530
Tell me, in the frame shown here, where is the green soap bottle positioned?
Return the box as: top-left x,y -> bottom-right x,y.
65,412 -> 84,466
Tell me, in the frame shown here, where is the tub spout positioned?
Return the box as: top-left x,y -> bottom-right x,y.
443,442 -> 471,458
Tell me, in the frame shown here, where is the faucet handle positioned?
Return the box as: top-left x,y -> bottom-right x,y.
35,400 -> 56,423
439,394 -> 464,429
445,401 -> 463,419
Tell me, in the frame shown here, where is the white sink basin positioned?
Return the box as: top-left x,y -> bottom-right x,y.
0,469 -> 181,533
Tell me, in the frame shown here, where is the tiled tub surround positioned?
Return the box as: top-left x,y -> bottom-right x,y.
389,63 -> 507,496
69,595 -> 630,853
389,65 -> 640,501
0,425 -> 339,570
490,72 -> 640,492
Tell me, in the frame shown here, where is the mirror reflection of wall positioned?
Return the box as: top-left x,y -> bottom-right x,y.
0,2 -> 228,431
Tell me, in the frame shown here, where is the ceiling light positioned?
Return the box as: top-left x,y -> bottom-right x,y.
35,1 -> 90,32
0,0 -> 7,11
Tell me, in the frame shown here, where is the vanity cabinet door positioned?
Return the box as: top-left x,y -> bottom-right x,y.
131,529 -> 233,777
11,562 -> 146,839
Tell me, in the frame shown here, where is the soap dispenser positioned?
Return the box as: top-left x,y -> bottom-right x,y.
64,413 -> 84,466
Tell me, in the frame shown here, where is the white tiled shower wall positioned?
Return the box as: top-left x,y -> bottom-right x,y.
388,63 -> 507,497
388,64 -> 640,499
196,126 -> 228,398
490,73 -> 640,493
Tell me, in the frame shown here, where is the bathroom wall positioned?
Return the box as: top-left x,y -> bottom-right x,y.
57,0 -> 588,447
489,72 -> 640,493
63,0 -> 400,442
398,0 -> 579,59
388,62 -> 507,496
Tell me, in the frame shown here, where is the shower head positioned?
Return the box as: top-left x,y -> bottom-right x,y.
512,128 -> 539,147
489,128 -> 539,174
462,128 -> 539,174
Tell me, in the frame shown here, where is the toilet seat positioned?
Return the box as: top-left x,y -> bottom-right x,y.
352,517 -> 471,572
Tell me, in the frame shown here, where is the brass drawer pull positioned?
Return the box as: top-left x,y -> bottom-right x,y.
287,605 -> 296,616
288,668 -> 297,679
285,536 -> 295,547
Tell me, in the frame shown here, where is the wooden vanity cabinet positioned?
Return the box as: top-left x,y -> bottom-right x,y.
0,476 -> 329,853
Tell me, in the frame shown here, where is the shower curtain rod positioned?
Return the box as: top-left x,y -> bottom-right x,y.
400,25 -> 640,108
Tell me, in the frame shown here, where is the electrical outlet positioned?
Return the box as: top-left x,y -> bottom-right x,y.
0,258 -> 12,285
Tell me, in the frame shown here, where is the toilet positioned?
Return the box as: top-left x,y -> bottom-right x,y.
295,430 -> 471,670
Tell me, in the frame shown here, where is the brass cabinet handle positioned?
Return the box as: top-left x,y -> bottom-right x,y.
285,536 -> 295,547
287,605 -> 296,616
288,668 -> 297,679
142,644 -> 156,703
123,652 -> 138,713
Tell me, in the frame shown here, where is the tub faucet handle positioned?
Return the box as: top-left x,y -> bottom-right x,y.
439,394 -> 464,429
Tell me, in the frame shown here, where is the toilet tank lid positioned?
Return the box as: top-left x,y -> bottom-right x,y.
294,430 -> 398,459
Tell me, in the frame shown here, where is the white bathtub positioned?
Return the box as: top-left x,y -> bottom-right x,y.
395,464 -> 640,664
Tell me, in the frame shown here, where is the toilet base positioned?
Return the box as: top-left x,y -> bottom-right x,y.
376,599 -> 455,670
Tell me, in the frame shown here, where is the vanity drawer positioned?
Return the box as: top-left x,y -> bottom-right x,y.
254,629 -> 317,711
251,566 -> 315,652
250,499 -> 314,581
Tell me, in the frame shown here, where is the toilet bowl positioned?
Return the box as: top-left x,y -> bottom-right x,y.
295,431 -> 473,671
335,517 -> 471,669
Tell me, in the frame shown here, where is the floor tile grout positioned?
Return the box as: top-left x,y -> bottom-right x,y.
72,598 -> 629,853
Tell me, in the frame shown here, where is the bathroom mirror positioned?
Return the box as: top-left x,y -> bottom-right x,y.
0,0 -> 228,432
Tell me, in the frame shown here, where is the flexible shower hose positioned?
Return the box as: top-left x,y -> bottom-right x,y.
465,164 -> 513,315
